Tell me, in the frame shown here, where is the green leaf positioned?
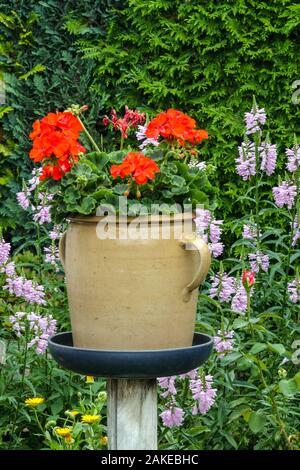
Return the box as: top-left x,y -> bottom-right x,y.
248,412 -> 266,434
187,425 -> 209,436
220,352 -> 242,365
189,189 -> 209,205
232,318 -> 249,329
64,187 -> 81,204
87,151 -> 110,170
219,431 -> 238,449
228,406 -> 252,423
92,188 -> 114,201
75,195 -> 96,215
249,343 -> 267,355
170,175 -> 186,187
267,343 -> 286,355
108,150 -> 127,163
113,184 -> 129,195
50,398 -> 64,416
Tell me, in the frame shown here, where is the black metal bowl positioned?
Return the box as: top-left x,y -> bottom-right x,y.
48,332 -> 213,379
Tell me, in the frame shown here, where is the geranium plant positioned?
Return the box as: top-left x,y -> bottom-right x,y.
26,105 -> 215,222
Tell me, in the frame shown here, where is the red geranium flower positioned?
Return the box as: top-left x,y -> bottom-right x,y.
145,109 -> 208,146
40,159 -> 74,181
29,111 -> 86,166
110,152 -> 160,185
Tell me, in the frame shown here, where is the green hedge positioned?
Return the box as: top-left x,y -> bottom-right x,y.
77,0 -> 300,232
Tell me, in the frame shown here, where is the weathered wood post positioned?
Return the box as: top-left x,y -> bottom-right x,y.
107,379 -> 157,450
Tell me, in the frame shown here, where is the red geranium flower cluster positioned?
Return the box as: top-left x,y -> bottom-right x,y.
110,152 -> 160,185
145,109 -> 208,146
29,111 -> 86,180
103,106 -> 145,139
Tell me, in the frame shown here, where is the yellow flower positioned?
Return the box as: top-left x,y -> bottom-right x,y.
55,427 -> 72,437
100,436 -> 108,446
81,414 -> 101,424
25,397 -> 45,408
65,434 -> 74,444
86,375 -> 94,384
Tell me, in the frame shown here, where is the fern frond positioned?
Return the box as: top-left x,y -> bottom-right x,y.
19,64 -> 46,80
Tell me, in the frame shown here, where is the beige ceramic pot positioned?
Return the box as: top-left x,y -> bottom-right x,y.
59,213 -> 211,350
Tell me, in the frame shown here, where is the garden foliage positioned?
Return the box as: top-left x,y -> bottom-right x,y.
0,0 -> 300,452
0,0 -> 117,233
1,0 -> 300,241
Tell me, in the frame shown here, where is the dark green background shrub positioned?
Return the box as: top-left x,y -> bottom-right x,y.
1,0 -> 299,243
0,0 -> 119,236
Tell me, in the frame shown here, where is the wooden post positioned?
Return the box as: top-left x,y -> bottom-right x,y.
107,379 -> 157,450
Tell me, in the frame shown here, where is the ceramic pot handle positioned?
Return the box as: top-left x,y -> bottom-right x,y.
59,231 -> 67,269
180,235 -> 211,302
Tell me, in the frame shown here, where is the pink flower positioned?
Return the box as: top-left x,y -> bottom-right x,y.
158,376 -> 177,398
190,374 -> 217,415
179,369 -> 198,380
287,280 -> 300,303
273,182 -> 297,210
209,272 -> 236,303
4,276 -> 46,305
242,224 -> 258,240
236,141 -> 256,180
136,125 -> 159,149
244,106 -> 266,134
292,215 -> 300,247
231,281 -> 248,314
0,238 -> 11,266
17,191 -> 30,210
213,330 -> 235,358
9,311 -> 56,355
286,145 -> 300,173
194,209 -> 224,258
33,205 -> 51,225
259,142 -> 277,176
248,252 -> 269,273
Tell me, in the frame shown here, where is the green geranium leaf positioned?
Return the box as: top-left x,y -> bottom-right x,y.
87,151 -> 111,170
75,195 -> 96,215
64,187 -> 81,204
92,188 -> 114,201
170,175 -> 186,187
113,184 -> 129,195
108,150 -> 127,163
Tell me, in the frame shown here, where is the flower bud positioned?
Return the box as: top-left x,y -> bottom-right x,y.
85,375 -> 94,384
278,368 -> 287,378
45,420 -> 56,429
242,270 -> 255,288
97,391 -> 107,402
